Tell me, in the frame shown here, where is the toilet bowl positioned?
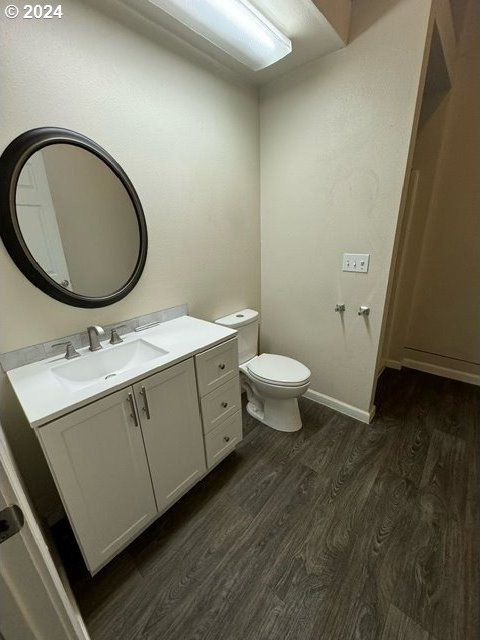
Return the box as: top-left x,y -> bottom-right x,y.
215,310 -> 311,432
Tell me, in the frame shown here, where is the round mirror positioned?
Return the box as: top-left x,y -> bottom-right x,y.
0,128 -> 147,307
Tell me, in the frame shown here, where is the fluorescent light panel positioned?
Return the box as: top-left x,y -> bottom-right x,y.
148,0 -> 292,71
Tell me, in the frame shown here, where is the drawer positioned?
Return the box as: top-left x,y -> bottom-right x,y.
195,338 -> 238,397
204,410 -> 243,469
200,376 -> 241,434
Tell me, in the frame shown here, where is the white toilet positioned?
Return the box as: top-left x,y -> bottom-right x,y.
215,309 -> 311,432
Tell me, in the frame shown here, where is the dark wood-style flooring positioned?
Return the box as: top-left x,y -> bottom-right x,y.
57,368 -> 480,640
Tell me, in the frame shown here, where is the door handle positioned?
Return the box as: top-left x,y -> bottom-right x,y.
140,386 -> 151,420
127,393 -> 139,427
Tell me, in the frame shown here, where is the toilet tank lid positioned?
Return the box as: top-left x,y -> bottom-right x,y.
215,309 -> 259,328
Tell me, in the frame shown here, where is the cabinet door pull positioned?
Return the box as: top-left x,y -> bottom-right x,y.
218,363 -> 226,370
127,393 -> 139,427
221,401 -> 228,408
223,436 -> 231,443
140,386 -> 151,420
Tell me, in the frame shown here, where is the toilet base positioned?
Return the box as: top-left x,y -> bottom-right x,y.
246,398 -> 302,433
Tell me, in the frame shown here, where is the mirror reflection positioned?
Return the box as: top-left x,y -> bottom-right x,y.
16,144 -> 140,297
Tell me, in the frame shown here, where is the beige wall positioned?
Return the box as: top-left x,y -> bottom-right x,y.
0,0 -> 259,354
42,145 -> 140,297
0,0 -> 259,517
259,0 -> 433,415
386,0 -> 480,377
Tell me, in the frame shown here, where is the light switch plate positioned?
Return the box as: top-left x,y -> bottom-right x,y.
342,253 -> 370,273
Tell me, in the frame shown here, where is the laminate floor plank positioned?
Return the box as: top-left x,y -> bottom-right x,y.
140,463 -> 324,639
224,585 -> 287,640
465,386 -> 480,637
63,369 -> 479,640
271,467 -> 415,640
385,418 -> 431,487
239,425 -> 396,640
282,423 -> 391,587
300,410 -> 363,476
381,604 -> 435,640
73,553 -> 156,640
392,429 -> 468,640
228,401 -> 347,519
319,470 -> 417,640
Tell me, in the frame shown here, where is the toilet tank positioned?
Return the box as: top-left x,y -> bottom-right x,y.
215,309 -> 259,364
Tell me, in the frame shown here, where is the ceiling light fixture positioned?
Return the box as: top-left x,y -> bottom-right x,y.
148,0 -> 292,71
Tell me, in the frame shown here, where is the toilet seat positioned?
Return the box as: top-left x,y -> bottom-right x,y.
247,354 -> 311,387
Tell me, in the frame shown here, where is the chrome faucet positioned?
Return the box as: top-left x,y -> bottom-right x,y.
87,325 -> 105,351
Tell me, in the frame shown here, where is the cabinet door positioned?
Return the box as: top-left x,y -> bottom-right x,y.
38,388 -> 157,574
134,359 -> 206,511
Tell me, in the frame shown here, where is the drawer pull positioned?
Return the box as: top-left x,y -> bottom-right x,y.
223,436 -> 231,443
221,402 -> 228,408
218,363 -> 226,370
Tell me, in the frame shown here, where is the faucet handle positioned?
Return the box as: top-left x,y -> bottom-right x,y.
52,341 -> 81,360
109,325 -> 126,345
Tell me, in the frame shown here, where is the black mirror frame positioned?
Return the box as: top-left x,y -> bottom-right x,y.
0,127 -> 148,308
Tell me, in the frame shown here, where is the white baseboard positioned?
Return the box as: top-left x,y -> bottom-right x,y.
385,359 -> 402,370
402,357 -> 480,386
304,389 -> 375,424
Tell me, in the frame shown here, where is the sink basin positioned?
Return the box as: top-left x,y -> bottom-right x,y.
52,339 -> 168,390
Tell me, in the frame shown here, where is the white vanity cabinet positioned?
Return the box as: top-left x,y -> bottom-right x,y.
33,336 -> 242,575
39,359 -> 206,574
38,387 -> 157,573
5,317 -> 245,575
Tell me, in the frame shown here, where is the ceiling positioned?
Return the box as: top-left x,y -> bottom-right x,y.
86,0 -> 348,85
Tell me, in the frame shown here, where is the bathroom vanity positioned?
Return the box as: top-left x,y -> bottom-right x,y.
7,316 -> 242,574
0,127 -> 245,575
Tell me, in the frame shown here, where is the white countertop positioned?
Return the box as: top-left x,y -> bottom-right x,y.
7,315 -> 236,428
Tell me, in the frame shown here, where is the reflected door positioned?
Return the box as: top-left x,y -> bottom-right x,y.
16,152 -> 72,289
